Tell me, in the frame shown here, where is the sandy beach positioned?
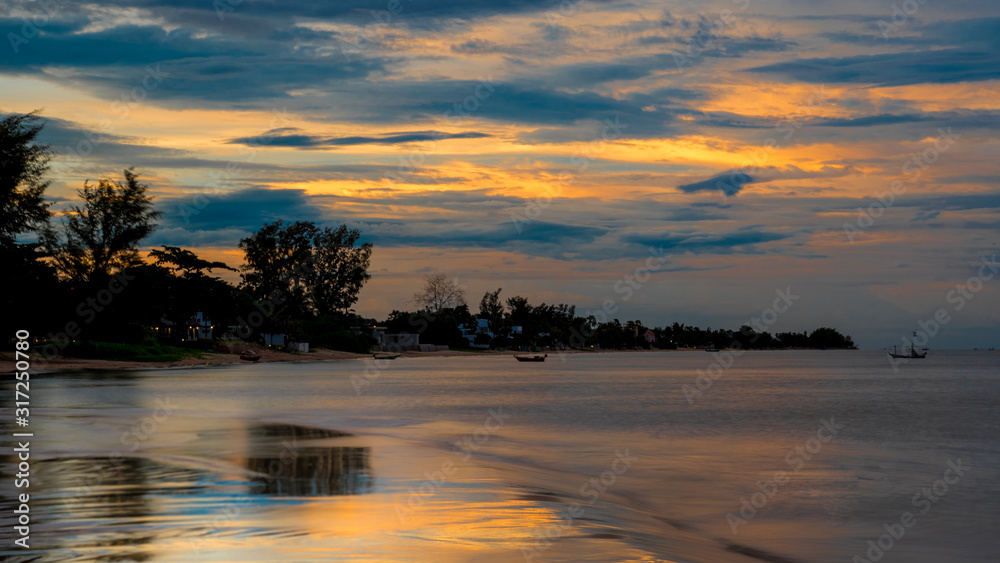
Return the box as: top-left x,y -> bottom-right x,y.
0,347 -> 602,373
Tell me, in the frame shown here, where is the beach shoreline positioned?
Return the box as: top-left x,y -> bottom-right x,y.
1,346 -> 871,374
0,347 -> 607,373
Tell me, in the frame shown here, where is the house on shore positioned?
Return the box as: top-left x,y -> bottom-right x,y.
187,311 -> 214,341
152,316 -> 177,340
644,329 -> 656,345
461,318 -> 494,349
360,326 -> 419,351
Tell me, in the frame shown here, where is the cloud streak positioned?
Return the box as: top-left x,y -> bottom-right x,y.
226,130 -> 491,147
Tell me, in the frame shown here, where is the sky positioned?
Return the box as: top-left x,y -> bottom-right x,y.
2,0 -> 999,349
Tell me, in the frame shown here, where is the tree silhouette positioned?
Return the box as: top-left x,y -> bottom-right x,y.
239,220 -> 373,318
149,245 -> 236,277
412,273 -> 466,313
44,168 -> 162,285
1,111 -> 52,247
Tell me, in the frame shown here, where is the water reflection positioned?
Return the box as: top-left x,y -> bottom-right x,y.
246,445 -> 370,496
1,421 -> 371,562
240,423 -> 372,496
61,457 -> 159,562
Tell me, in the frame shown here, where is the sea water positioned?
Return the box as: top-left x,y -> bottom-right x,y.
1,350 -> 998,562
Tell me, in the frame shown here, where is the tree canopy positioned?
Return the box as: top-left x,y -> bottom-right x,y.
412,273 -> 467,313
1,111 -> 52,248
44,168 -> 162,285
239,220 -> 373,318
478,288 -> 505,335
150,245 -> 236,277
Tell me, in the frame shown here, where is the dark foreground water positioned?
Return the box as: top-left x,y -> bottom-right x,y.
1,350 -> 998,562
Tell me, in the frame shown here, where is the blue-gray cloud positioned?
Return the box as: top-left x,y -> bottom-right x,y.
748,49 -> 1000,86
938,175 -> 1000,185
158,187 -> 324,234
622,228 -> 790,255
664,208 -> 727,221
677,172 -> 755,196
750,18 -> 1000,87
226,130 -> 491,148
154,186 -> 612,259
371,220 -> 608,250
905,192 -> 1000,212
152,185 -> 755,262
815,114 -> 932,127
822,17 -> 1000,50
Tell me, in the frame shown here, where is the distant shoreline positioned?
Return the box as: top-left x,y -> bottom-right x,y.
0,346 -> 886,374
4,348 -> 593,373
16,346 -> 997,375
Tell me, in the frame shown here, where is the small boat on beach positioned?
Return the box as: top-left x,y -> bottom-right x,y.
239,350 -> 261,362
373,353 -> 401,360
514,354 -> 547,362
888,345 -> 926,359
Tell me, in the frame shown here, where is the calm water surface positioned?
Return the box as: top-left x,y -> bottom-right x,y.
2,350 -> 998,562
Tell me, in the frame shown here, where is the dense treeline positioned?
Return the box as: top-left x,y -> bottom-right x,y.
381,283 -> 856,350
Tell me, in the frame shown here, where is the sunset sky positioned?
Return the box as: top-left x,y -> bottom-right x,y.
2,0 -> 999,348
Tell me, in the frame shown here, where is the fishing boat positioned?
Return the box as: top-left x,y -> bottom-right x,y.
888,345 -> 926,359
373,353 -> 401,360
514,354 -> 547,362
239,350 -> 261,362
